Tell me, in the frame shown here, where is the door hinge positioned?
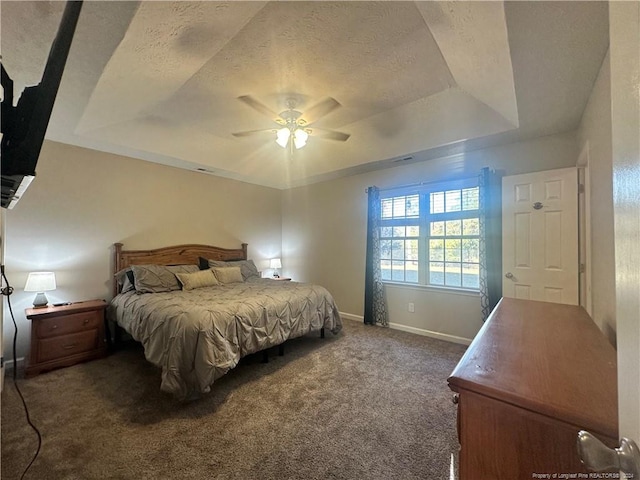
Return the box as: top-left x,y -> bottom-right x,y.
578,184 -> 585,193
579,263 -> 586,274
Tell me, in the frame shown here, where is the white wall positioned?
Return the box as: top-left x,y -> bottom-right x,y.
282,131 -> 578,344
3,140 -> 283,361
577,50 -> 617,343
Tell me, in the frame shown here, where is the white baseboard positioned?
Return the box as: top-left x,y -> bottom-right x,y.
388,322 -> 472,346
339,311 -> 472,346
3,357 -> 25,374
339,312 -> 363,322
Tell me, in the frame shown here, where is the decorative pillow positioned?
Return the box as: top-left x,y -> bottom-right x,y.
131,264 -> 199,293
212,266 -> 244,284
114,268 -> 135,293
175,269 -> 219,291
205,258 -> 260,280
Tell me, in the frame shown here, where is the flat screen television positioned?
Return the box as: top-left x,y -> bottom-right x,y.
1,1 -> 83,209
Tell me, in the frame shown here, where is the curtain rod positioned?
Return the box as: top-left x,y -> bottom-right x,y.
365,172 -> 484,194
384,181 -> 429,193
365,181 -> 429,194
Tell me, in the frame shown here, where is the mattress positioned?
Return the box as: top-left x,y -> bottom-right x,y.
108,278 -> 342,398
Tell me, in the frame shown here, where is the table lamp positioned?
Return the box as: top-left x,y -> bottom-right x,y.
24,272 -> 56,308
269,258 -> 282,278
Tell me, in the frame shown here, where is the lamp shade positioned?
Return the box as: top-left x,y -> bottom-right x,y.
293,129 -> 308,149
269,258 -> 282,270
24,272 -> 57,292
275,128 -> 290,148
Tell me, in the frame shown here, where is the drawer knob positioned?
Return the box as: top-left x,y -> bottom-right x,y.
63,344 -> 78,350
452,393 -> 460,404
51,325 -> 58,329
83,319 -> 89,324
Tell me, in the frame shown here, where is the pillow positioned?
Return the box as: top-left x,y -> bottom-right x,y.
175,269 -> 219,290
212,266 -> 244,284
204,258 -> 260,280
114,268 -> 135,293
131,264 -> 199,293
167,265 -> 200,276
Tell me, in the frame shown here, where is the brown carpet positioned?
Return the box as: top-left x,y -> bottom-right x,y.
2,320 -> 466,480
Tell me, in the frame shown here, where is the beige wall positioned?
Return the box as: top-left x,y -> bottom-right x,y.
282,131 -> 578,343
3,128 -> 595,356
4,140 -> 282,360
577,50 -> 617,342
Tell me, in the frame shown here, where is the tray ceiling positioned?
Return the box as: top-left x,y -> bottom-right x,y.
1,1 -> 609,188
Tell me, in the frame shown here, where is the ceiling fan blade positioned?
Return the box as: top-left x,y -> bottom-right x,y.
300,97 -> 341,125
232,128 -> 276,138
307,127 -> 350,142
238,95 -> 280,120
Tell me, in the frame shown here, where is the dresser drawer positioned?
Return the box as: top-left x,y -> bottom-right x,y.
36,310 -> 101,339
37,330 -> 99,363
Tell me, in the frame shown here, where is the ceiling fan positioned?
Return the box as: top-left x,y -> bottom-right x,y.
232,95 -> 350,150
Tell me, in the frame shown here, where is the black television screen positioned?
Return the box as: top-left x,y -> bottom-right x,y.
1,1 -> 83,209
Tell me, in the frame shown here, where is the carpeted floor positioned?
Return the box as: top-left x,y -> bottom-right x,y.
2,319 -> 466,480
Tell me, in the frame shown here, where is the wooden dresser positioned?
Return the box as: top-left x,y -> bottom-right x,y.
25,299 -> 108,377
448,298 -> 618,479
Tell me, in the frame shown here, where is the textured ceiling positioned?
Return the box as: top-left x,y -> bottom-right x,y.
1,1 -> 609,189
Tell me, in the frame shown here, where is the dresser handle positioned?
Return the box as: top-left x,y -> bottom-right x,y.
452,393 -> 459,404
51,325 -> 58,329
63,344 -> 78,350
83,319 -> 89,324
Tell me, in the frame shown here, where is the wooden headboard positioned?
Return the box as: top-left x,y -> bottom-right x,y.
113,242 -> 247,296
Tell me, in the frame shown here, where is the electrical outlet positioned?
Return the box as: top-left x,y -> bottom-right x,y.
408,302 -> 415,313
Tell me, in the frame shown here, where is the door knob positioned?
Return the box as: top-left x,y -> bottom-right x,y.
577,430 -> 640,477
505,272 -> 514,279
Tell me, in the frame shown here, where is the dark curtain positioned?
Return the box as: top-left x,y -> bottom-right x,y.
364,186 -> 388,326
479,168 -> 503,320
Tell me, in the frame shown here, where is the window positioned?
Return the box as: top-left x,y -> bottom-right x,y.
379,181 -> 480,290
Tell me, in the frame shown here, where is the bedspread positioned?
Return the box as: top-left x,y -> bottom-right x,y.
108,278 -> 342,398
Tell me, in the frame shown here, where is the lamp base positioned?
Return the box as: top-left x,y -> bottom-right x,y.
32,292 -> 49,309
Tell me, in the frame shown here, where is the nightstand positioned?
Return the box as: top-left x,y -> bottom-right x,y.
25,299 -> 108,377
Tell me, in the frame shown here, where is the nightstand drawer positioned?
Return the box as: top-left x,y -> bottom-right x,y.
37,330 -> 99,363
25,299 -> 107,377
36,311 -> 101,339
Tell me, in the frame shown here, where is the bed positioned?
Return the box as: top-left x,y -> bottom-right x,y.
107,242 -> 343,399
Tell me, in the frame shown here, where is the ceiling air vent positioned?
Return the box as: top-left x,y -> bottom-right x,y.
393,155 -> 414,163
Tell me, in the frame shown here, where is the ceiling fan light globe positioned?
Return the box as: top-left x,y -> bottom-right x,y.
276,128 -> 290,148
294,129 -> 309,149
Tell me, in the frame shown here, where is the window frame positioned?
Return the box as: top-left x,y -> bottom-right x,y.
379,177 -> 480,292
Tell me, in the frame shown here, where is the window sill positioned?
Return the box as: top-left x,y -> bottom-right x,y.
381,281 -> 480,297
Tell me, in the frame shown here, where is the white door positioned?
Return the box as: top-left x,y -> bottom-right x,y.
611,0 -> 640,461
502,167 -> 579,305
